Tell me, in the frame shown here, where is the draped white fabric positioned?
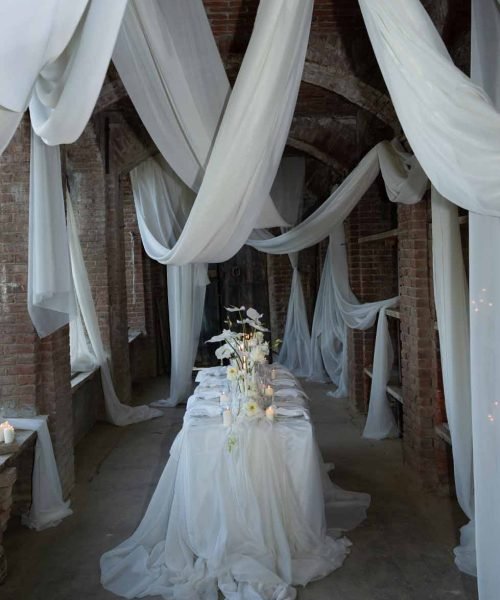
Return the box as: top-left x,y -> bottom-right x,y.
165,264 -> 209,406
309,239 -> 347,389
131,158 -> 209,407
359,0 -> 500,592
101,365 -> 370,599
114,0 -> 287,230
7,416 -> 72,531
113,0 -> 229,193
4,0 -> 126,337
278,266 -> 313,378
431,188 -> 475,576
271,157 -> 312,376
0,0 -> 127,150
67,196 -> 162,426
70,307 -> 99,374
470,0 -> 500,594
249,144 -> 421,428
28,130 -> 75,337
115,0 -> 312,265
248,141 -> 428,255
358,0 -> 500,217
362,308 -> 399,440
310,228 -> 399,413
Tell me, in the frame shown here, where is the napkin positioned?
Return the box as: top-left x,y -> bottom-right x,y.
275,406 -> 309,420
195,366 -> 227,382
274,388 -> 306,399
186,397 -> 221,418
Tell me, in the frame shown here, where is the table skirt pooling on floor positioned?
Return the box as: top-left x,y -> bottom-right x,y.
100,366 -> 370,600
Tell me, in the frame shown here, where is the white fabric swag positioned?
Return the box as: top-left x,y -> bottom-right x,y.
0,0 -> 127,150
7,416 -> 72,531
115,0 -> 311,266
1,0 -> 128,337
470,0 -> 500,593
248,140 -> 425,435
67,194 -> 162,427
130,158 -> 209,407
309,227 -> 399,445
248,141 -> 428,255
431,188 -> 475,576
121,0 -> 309,404
28,130 -> 75,337
359,0 -> 500,592
271,157 -> 313,377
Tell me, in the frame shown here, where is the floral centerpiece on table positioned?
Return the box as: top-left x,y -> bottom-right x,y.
207,306 -> 279,418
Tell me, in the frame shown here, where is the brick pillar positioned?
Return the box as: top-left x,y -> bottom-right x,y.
346,179 -> 398,412
104,173 -> 132,403
398,198 -> 440,490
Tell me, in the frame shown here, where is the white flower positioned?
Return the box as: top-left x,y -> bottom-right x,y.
250,347 -> 266,364
215,344 -> 233,360
248,320 -> 269,332
237,318 -> 269,332
227,366 -> 238,381
243,401 -> 263,419
225,305 -> 246,313
207,329 -> 237,343
247,307 -> 263,322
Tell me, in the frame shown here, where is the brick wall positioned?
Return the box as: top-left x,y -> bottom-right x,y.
0,116 -> 74,496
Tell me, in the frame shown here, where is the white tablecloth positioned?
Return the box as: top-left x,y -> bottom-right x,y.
101,366 -> 370,600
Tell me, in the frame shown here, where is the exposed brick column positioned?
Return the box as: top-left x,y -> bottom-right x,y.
346,179 -> 397,412
103,173 -> 132,403
398,198 -> 440,490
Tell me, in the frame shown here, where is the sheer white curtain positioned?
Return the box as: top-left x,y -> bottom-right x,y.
0,0 -> 126,149
7,416 -> 72,531
120,0 -> 309,404
431,188 -> 475,576
114,0 -> 311,266
362,307 -> 399,439
28,131 -> 75,337
249,142 -> 423,427
270,157 -> 312,376
67,195 -> 162,426
248,141 -> 427,255
359,0 -> 500,592
130,158 -> 209,407
1,0 -> 127,337
470,0 -> 500,592
309,227 -> 399,417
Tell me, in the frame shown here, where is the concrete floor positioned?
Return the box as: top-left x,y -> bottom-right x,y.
2,378 -> 478,600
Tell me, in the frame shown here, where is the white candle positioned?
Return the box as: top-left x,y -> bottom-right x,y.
271,368 -> 277,380
223,409 -> 232,427
265,406 -> 276,421
264,385 -> 274,398
3,425 -> 15,444
219,393 -> 229,407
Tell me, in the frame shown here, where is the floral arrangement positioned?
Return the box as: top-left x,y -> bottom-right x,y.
207,306 -> 280,417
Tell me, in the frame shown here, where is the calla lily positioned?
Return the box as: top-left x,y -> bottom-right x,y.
225,305 -> 246,313
207,329 -> 238,343
247,307 -> 263,322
